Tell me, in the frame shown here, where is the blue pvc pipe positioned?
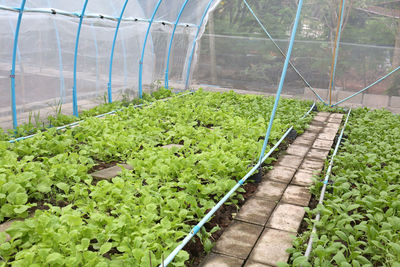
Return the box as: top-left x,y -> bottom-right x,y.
108,0 -> 129,103
242,0 -> 327,105
332,65 -> 400,107
160,102 -> 316,267
46,0 -> 65,103
10,0 -> 27,129
185,0 -> 215,89
72,0 -> 89,117
138,0 -> 163,99
329,0 -> 346,103
304,109 -> 351,257
258,0 -> 304,162
164,0 -> 190,89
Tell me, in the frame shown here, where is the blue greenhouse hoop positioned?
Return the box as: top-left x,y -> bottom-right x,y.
184,0 -> 215,89
10,0 -> 27,129
164,0 -> 190,89
72,0 -> 89,117
138,0 -> 163,99
108,0 -> 129,103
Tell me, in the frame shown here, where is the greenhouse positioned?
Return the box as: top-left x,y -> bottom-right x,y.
0,0 -> 399,266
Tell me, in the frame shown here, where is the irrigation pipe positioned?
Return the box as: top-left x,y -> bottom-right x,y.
0,5 -> 197,28
7,91 -> 193,144
242,0 -> 327,105
160,102 -> 316,267
304,108 -> 352,257
332,66 -> 400,107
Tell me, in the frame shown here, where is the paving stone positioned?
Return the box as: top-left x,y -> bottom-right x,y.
245,261 -> 274,267
248,228 -> 294,266
326,122 -> 341,131
285,144 -> 309,158
267,203 -> 305,232
91,164 -> 133,180
310,120 -> 327,127
213,221 -> 263,259
235,197 -> 276,226
318,130 -> 337,141
292,136 -> 314,146
327,116 -> 342,124
300,158 -> 325,172
265,166 -> 297,184
162,144 -> 184,149
254,179 -> 287,201
330,113 -> 344,120
282,185 -> 311,207
277,155 -> 303,169
292,169 -> 316,187
313,114 -> 329,122
318,112 -> 331,117
321,126 -> 339,136
306,124 -> 323,133
312,139 -> 334,150
307,148 -> 330,160
200,253 -> 244,267
298,131 -> 319,141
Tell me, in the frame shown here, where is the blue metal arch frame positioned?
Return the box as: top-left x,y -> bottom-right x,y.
10,0 -> 27,128
72,0 -> 89,117
164,0 -> 190,89
46,0 -> 65,104
108,0 -> 129,103
138,0 -> 163,99
184,0 -> 215,89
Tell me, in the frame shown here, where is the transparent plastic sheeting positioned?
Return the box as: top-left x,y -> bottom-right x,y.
0,0 -> 220,129
194,0 -> 400,107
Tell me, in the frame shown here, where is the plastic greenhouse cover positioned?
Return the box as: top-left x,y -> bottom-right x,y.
0,0 -> 221,129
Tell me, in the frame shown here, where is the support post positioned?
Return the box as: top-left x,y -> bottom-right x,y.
258,0 -> 304,163
184,0 -> 215,89
138,0 -> 163,99
164,0 -> 190,89
10,0 -> 27,129
72,0 -> 89,117
108,0 -> 129,103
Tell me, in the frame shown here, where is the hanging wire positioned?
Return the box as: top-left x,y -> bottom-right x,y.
242,0 -> 327,105
328,0 -> 346,105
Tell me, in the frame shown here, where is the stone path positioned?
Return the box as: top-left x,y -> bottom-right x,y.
200,112 -> 344,267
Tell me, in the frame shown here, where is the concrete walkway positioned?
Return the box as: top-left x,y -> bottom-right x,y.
200,112 -> 343,267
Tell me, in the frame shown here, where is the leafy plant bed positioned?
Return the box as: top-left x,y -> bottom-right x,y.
0,88 -> 174,142
0,90 -> 314,266
288,108 -> 400,266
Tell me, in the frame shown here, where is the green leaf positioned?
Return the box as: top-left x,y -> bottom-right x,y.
56,182 -> 69,193
99,242 -> 112,255
46,253 -> 63,264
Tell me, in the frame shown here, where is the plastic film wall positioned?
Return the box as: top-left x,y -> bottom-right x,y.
193,0 -> 400,110
0,0 -> 221,129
